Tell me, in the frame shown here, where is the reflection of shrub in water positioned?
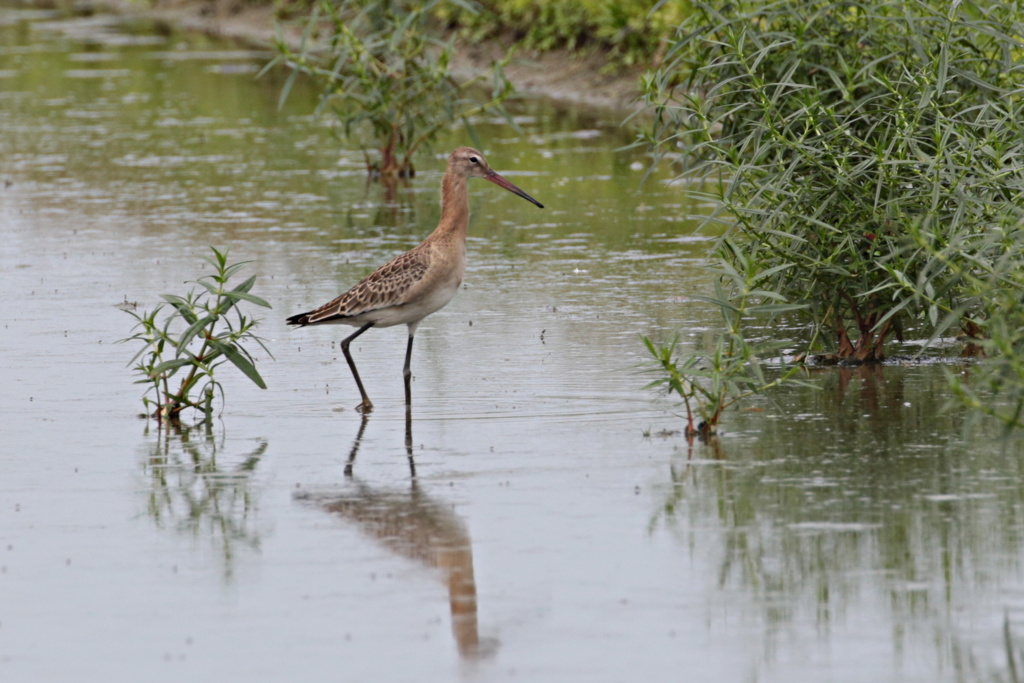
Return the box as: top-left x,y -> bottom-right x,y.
141,425 -> 267,580
951,614 -> 1024,683
649,368 -> 1024,675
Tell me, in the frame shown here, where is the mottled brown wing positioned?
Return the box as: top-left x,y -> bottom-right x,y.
300,249 -> 431,325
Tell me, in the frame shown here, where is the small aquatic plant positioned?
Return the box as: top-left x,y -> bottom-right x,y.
122,248 -> 272,426
643,239 -> 813,437
268,0 -> 516,179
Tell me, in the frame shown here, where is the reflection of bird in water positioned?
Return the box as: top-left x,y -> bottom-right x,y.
296,414 -> 496,660
287,147 -> 544,413
315,480 -> 491,659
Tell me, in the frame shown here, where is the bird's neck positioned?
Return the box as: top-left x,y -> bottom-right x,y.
434,172 -> 470,240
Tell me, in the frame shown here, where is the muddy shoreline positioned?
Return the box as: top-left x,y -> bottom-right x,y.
71,0 -> 646,115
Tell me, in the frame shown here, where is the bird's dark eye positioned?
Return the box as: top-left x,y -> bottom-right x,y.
469,156 -> 478,164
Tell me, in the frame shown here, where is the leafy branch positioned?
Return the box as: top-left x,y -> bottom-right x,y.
122,248 -> 272,426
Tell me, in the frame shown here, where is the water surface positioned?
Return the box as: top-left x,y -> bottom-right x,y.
2,6 -> 1024,682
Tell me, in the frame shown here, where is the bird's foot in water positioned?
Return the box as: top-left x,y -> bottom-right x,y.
355,400 -> 374,414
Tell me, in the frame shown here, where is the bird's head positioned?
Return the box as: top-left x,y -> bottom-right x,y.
448,147 -> 544,209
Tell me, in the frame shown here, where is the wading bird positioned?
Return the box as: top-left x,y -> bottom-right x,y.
287,147 -> 544,413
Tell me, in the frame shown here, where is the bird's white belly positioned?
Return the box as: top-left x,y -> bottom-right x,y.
366,274 -> 461,328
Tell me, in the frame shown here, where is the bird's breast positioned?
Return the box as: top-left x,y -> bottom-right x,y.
405,257 -> 464,316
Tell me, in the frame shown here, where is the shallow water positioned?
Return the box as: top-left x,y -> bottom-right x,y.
3,6 -> 1024,682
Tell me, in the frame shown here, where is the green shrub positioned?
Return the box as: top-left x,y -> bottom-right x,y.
122,248 -> 272,426
269,0 -> 516,178
639,0 -> 1024,363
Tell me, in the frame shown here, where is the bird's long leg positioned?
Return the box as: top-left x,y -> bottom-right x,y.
403,320 -> 420,408
341,322 -> 375,413
405,405 -> 416,478
403,332 -> 415,407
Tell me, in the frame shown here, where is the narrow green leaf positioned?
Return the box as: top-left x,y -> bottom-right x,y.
178,315 -> 214,352
207,339 -> 267,389
222,261 -> 252,281
224,289 -> 272,309
160,294 -> 199,324
150,358 -> 192,376
194,278 -> 221,297
688,294 -> 743,314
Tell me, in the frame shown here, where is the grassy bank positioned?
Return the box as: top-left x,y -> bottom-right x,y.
267,0 -> 690,66
432,0 -> 692,66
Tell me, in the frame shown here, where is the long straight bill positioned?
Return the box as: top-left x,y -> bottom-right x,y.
485,171 -> 544,209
